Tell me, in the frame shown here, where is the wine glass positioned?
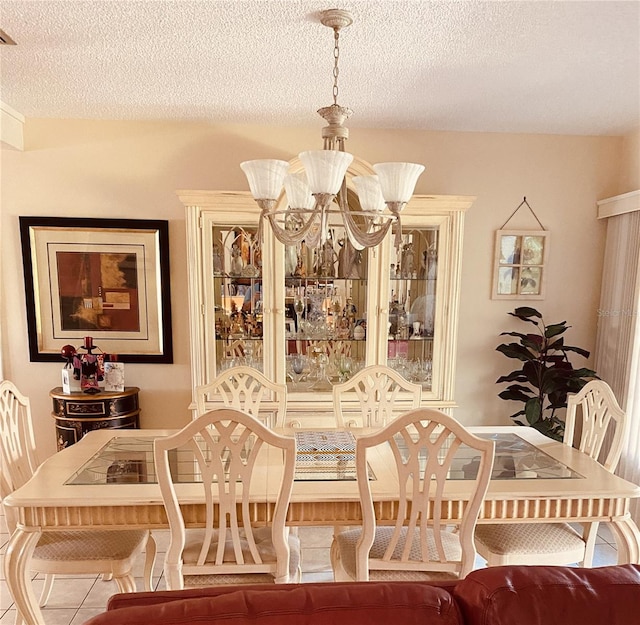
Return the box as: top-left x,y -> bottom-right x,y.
336,355 -> 353,383
243,341 -> 254,367
423,359 -> 433,389
291,354 -> 305,386
293,296 -> 305,335
312,352 -> 332,391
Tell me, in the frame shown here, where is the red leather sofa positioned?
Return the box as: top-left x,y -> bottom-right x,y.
83,564 -> 640,625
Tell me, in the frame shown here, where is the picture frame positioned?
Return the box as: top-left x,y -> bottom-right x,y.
20,217 -> 173,363
492,229 -> 549,300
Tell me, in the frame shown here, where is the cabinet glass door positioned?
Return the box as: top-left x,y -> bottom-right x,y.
211,225 -> 264,372
387,228 -> 438,391
283,227 -> 369,392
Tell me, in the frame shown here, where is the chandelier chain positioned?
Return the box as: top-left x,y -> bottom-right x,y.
332,27 -> 340,105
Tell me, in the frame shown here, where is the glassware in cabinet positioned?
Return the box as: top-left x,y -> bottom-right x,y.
386,227 -> 438,391
283,233 -> 369,392
211,224 -> 264,372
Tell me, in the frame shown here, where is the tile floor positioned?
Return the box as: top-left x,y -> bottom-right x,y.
0,506 -> 621,625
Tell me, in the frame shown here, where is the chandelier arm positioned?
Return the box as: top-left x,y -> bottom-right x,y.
344,224 -> 366,251
342,209 -> 393,249
336,178 -> 364,250
305,217 -> 322,248
394,215 -> 403,251
256,199 -> 278,247
310,193 -> 335,247
388,202 -> 407,251
265,210 -> 321,246
320,207 -> 329,246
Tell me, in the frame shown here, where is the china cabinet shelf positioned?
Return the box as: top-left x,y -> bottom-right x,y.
180,162 -> 473,426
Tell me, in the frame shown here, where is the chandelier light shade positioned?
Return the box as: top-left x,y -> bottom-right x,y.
298,150 -> 354,195
239,159 -> 289,201
351,175 -> 386,213
240,8 -> 424,253
373,162 -> 426,204
283,173 -> 315,210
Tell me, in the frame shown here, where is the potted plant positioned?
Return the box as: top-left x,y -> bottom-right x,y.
496,306 -> 597,440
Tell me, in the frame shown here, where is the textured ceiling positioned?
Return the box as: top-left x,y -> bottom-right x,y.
1,1 -> 639,136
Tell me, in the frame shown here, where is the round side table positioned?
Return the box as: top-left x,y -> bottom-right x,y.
50,386 -> 140,451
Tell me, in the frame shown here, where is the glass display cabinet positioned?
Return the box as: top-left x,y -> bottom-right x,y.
180,163 -> 474,426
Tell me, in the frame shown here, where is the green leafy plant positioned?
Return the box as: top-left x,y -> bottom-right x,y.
496,306 -> 598,440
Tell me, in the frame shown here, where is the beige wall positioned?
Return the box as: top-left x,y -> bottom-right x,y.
620,127 -> 640,191
0,118 -> 625,458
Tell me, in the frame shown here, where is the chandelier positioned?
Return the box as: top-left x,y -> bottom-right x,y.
240,8 -> 424,254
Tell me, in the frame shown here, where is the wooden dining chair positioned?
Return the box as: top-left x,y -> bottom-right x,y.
474,379 -> 626,567
331,407 -> 495,581
195,366 -> 287,428
0,380 -> 156,624
153,407 -> 301,589
333,364 -> 422,428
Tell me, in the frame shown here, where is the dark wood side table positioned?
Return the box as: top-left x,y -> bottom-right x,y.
50,386 -> 140,451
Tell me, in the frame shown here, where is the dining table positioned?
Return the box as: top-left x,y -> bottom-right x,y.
4,424 -> 640,625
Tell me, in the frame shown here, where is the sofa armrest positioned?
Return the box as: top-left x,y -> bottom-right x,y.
454,564 -> 640,625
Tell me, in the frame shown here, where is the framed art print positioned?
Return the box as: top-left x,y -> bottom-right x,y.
20,216 -> 173,363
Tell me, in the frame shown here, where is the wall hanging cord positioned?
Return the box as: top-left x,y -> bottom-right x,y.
500,197 -> 546,230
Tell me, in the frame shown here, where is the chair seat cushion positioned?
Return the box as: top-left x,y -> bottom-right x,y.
335,526 -> 461,580
474,522 -> 584,555
184,572 -> 279,586
34,529 -> 147,561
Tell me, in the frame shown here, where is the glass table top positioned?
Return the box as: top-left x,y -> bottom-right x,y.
65,431 -> 582,486
394,432 -> 583,481
65,431 -> 366,485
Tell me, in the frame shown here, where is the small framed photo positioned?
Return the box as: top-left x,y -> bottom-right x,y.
60,368 -> 80,394
492,230 -> 549,300
104,362 -> 125,392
